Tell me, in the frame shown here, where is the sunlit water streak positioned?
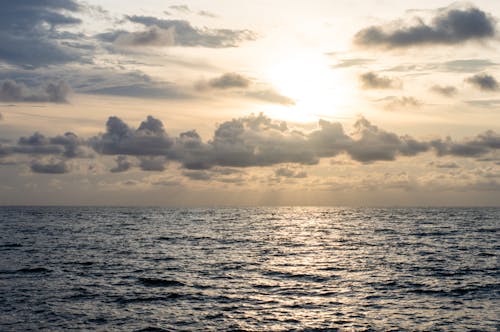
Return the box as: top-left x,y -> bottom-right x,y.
0,207 -> 498,331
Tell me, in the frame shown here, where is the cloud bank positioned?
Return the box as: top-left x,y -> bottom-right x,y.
0,80 -> 70,103
359,72 -> 400,89
195,73 -> 295,105
355,6 -> 496,48
98,15 -> 256,48
0,1 -> 88,68
2,114 -> 500,175
466,73 -> 499,91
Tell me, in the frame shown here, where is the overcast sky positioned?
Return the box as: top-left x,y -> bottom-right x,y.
0,0 -> 499,206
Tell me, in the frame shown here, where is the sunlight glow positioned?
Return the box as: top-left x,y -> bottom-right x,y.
266,52 -> 350,122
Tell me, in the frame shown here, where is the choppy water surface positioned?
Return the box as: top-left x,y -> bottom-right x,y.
0,207 -> 498,331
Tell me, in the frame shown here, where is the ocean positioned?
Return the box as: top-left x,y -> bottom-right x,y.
0,207 -> 498,331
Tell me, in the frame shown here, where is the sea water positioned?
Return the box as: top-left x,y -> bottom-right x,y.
0,207 -> 498,331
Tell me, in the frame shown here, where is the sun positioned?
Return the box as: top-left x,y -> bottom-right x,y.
265,51 -> 349,122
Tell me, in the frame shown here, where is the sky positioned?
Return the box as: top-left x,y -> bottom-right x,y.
0,0 -> 499,206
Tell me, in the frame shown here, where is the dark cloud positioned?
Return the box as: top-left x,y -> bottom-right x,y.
84,82 -> 188,99
208,73 -> 250,89
98,15 -> 256,48
431,131 -> 500,157
102,26 -> 175,47
209,114 -> 317,167
182,168 -> 245,183
37,67 -> 192,100
346,117 -> 430,163
0,80 -> 70,103
465,73 -> 499,91
2,114 -> 500,175
360,72 -> 399,89
355,7 -> 496,48
195,73 -> 295,105
182,170 -> 212,181
430,85 -> 458,97
49,132 -> 89,158
429,161 -> 460,169
18,132 -> 50,146
110,156 -> 133,173
152,178 -> 181,186
14,132 -> 64,155
15,131 -> 90,158
31,159 -> 70,174
91,115 -> 174,156
138,156 -> 168,171
274,167 -> 307,178
169,130 -> 214,170
0,66 -> 189,100
307,120 -> 352,158
197,73 -> 251,90
0,1 -> 89,67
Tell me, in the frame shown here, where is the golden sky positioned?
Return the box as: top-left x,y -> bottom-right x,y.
0,0 -> 499,205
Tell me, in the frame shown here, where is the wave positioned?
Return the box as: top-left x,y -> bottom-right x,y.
138,277 -> 185,287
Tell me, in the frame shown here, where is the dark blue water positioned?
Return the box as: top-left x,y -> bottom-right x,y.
0,207 -> 498,331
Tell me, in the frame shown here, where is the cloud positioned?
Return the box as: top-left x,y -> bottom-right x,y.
331,58 -> 373,68
169,5 -> 191,14
103,26 -> 175,47
0,80 -> 71,103
359,72 -> 400,89
465,73 -> 499,91
14,131 -> 90,158
168,5 -> 217,18
380,96 -> 422,110
466,99 -> 500,108
2,114 -> 500,175
443,59 -> 497,72
0,1 -> 89,68
430,85 -> 458,97
195,73 -> 295,105
387,59 -> 498,74
31,159 -> 70,174
110,156 -> 132,173
307,120 -> 352,158
168,130 -> 214,170
431,131 -> 500,157
84,82 -> 188,99
37,67 -> 193,100
138,156 -> 168,171
196,73 -> 251,90
346,117 -> 430,163
211,114 -> 318,167
181,168 -> 246,183
429,161 -> 460,169
182,170 -> 212,181
49,132 -> 90,158
98,15 -> 257,48
274,167 -> 307,178
91,115 -> 174,156
198,10 -> 217,18
355,6 -> 496,48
